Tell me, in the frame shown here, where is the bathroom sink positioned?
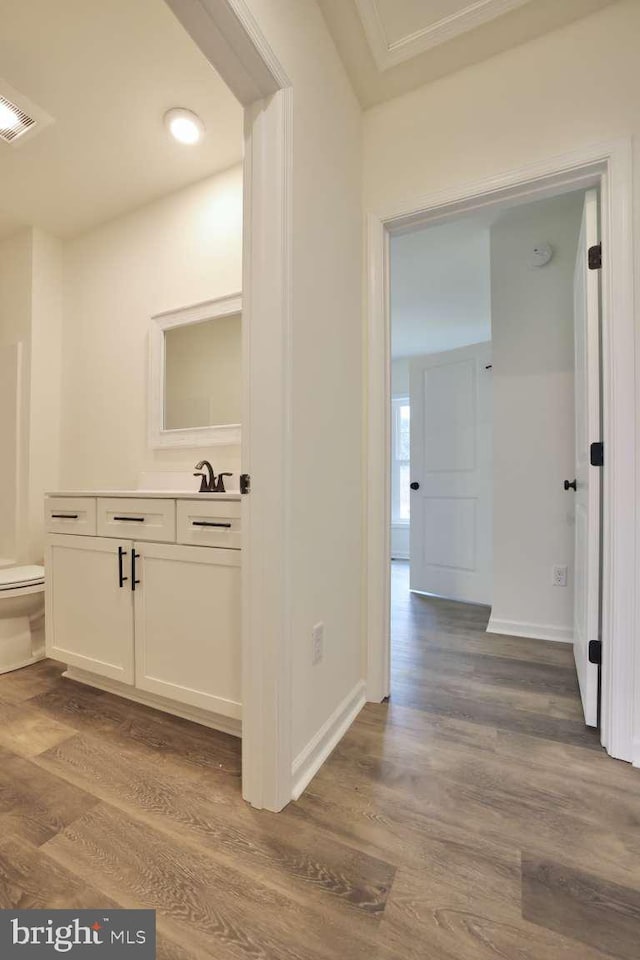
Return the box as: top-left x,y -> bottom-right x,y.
137,489 -> 241,499
46,489 -> 241,500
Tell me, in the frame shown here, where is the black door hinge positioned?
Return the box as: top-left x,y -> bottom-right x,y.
240,474 -> 251,495
588,243 -> 602,270
589,640 -> 602,665
590,441 -> 604,467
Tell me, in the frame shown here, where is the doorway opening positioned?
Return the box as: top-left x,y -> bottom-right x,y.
389,187 -> 602,734
365,141 -> 636,765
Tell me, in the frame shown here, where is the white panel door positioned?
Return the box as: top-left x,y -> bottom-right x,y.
572,189 -> 601,728
45,534 -> 134,683
409,342 -> 492,604
133,541 -> 241,719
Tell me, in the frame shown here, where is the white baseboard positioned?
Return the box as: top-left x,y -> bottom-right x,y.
631,738 -> 640,769
64,667 -> 242,738
291,679 -> 366,801
486,616 -> 573,644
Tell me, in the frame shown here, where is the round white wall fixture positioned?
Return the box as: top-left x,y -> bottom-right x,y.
164,108 -> 205,145
529,242 -> 553,268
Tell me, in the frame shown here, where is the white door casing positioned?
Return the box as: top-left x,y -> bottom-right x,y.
409,342 -> 492,605
166,0 -> 294,809
572,189 -> 601,728
365,141 -> 636,767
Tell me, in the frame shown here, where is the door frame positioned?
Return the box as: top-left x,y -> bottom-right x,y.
166,0 -> 294,810
365,139 -> 636,765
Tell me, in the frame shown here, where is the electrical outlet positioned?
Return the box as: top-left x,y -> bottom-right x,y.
312,623 -> 324,665
552,564 -> 568,587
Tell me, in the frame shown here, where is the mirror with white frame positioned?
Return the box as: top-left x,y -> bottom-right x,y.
149,293 -> 241,448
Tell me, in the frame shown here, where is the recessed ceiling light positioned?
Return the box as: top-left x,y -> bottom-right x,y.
164,108 -> 204,145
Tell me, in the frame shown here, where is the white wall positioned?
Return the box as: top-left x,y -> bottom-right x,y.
0,344 -> 21,562
391,357 -> 409,398
28,229 -> 63,561
489,192 -> 583,641
245,0 -> 364,763
364,1 -> 640,216
60,165 -> 244,489
0,230 -> 31,562
390,524 -> 409,561
390,218 -> 491,357
0,227 -> 62,564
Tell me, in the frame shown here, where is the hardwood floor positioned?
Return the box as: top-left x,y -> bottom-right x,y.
0,561 -> 639,958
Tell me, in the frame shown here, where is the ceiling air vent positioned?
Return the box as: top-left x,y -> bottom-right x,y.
0,79 -> 53,147
0,93 -> 36,143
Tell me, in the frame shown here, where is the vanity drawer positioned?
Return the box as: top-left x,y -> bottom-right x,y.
97,498 -> 176,543
45,498 -> 97,536
177,500 -> 241,550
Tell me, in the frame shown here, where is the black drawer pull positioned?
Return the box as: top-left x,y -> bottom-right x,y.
131,550 -> 140,591
113,516 -> 145,522
51,513 -> 79,519
117,546 -> 128,588
192,521 -> 232,528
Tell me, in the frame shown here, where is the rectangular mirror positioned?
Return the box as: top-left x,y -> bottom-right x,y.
149,293 -> 241,448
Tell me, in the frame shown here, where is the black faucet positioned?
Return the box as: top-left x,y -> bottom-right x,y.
193,462 -> 233,493
214,473 -> 233,493
194,460 -> 215,493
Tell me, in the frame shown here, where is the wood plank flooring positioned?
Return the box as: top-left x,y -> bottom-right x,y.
0,559 -> 639,959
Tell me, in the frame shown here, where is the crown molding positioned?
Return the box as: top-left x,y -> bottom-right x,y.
355,0 -> 531,72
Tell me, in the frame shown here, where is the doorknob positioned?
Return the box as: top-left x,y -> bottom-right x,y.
410,481 -> 420,490
564,479 -> 577,491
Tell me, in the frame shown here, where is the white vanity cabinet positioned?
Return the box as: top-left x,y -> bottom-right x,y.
44,492 -> 242,735
134,542 -> 240,718
46,535 -> 135,684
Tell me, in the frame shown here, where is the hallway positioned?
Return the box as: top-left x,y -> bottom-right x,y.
390,560 -> 598,748
0,580 -> 639,958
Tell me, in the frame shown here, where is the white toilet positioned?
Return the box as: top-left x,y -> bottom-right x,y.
0,565 -> 46,674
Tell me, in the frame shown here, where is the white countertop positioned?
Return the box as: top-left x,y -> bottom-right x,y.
46,490 -> 241,501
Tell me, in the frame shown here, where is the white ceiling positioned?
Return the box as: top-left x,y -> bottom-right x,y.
318,0 -> 618,107
390,218 -> 492,358
0,0 -> 244,241
378,0 -> 480,45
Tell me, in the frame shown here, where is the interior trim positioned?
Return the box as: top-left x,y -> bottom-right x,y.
355,0 -> 530,72
291,679 -> 366,801
365,138 -> 636,768
487,616 -> 574,645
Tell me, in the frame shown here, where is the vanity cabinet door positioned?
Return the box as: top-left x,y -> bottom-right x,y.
133,542 -> 241,720
45,535 -> 134,684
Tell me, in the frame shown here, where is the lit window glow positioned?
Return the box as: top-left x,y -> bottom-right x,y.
392,398 -> 411,523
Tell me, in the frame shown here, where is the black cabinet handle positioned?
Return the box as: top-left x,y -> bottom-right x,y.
52,513 -> 79,519
410,482 -> 420,490
564,479 -> 577,492
113,516 -> 145,522
192,521 -> 232,528
131,550 -> 140,591
118,546 -> 128,588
